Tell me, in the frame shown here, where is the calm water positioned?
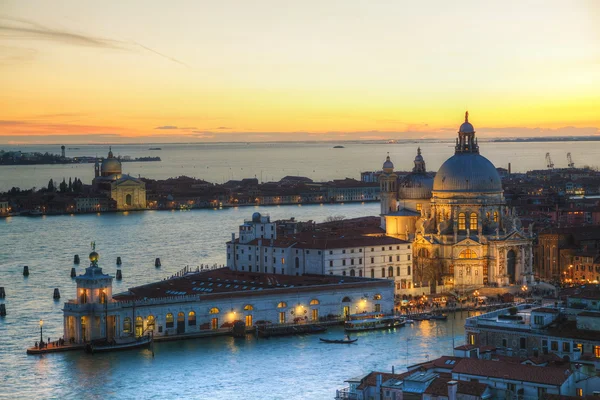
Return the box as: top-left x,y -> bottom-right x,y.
0,203 -> 470,399
2,140 -> 599,191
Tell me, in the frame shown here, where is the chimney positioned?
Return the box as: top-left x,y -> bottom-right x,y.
447,380 -> 458,400
508,163 -> 511,176
231,233 -> 235,242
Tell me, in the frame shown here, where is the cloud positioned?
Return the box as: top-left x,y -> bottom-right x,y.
0,16 -> 124,49
0,16 -> 189,66
215,126 -> 232,130
154,125 -> 179,130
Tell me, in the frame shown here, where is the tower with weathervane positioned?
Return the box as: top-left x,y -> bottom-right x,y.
379,153 -> 398,229
63,243 -> 115,343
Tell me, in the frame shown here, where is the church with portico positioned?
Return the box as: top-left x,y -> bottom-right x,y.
379,113 -> 534,292
92,147 -> 147,210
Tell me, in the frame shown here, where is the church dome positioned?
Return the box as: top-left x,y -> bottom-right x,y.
382,154 -> 394,173
459,121 -> 475,134
101,147 -> 122,176
433,152 -> 502,193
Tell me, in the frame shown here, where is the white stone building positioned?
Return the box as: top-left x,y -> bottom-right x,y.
63,249 -> 394,344
227,213 -> 422,297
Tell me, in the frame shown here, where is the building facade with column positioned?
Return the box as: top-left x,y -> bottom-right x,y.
380,113 -> 534,292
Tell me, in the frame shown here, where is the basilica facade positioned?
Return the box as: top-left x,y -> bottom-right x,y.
380,113 -> 533,292
92,147 -> 147,210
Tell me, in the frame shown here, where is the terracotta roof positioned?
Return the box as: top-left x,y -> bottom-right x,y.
578,311 -> 600,317
424,377 -> 488,397
453,358 -> 571,386
357,372 -> 410,390
454,344 -> 477,351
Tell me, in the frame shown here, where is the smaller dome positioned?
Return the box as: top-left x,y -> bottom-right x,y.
101,158 -> 122,176
89,251 -> 99,263
252,212 -> 262,222
382,155 -> 394,173
459,121 -> 475,134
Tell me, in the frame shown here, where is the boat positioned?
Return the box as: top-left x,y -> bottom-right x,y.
320,338 -> 358,344
344,312 -> 405,332
84,334 -> 152,354
411,314 -> 431,321
333,145 -> 345,148
149,147 -> 162,150
404,319 -> 415,324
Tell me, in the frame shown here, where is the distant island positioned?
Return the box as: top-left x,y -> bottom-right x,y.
149,147 -> 162,150
490,136 -> 600,143
333,145 -> 345,148
0,150 -> 160,166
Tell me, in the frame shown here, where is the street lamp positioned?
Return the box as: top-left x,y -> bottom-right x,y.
39,319 -> 43,346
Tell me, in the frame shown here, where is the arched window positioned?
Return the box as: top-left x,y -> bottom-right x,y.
459,249 -> 477,259
295,257 -> 300,269
370,269 -> 374,278
341,296 -> 351,303
310,299 -> 319,305
123,317 -> 131,333
359,270 -> 363,277
209,307 -> 220,314
177,312 -> 185,323
342,270 -> 346,276
388,266 -> 394,277
458,213 -> 466,230
99,289 -> 106,304
147,315 -> 155,331
125,194 -> 132,206
350,269 -> 355,277
373,294 -> 382,300
188,311 -> 196,326
277,302 -> 287,308
243,304 -> 254,311
486,212 -> 490,220
470,213 -> 478,230
166,313 -> 174,328
381,268 -> 385,278
493,211 -> 499,222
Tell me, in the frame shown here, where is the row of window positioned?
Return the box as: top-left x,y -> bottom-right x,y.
456,211 -> 499,230
334,266 -> 412,278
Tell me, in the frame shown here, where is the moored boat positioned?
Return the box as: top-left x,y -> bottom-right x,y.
430,314 -> 448,320
84,334 -> 152,354
344,312 -> 405,332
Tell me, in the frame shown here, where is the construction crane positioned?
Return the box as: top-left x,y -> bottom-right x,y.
545,152 -> 554,169
567,152 -> 575,168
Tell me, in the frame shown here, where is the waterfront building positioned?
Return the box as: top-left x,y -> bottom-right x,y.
0,200 -> 9,215
92,147 -> 146,210
336,345 -> 598,399
74,196 -> 115,213
380,113 -> 534,291
226,213 -> 421,297
464,300 -> 600,377
63,248 -> 393,343
326,179 -> 380,202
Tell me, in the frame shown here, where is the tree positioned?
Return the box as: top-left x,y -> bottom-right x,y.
59,178 -> 68,193
47,179 -> 55,192
68,177 -> 72,192
509,307 -> 518,316
324,215 -> 345,223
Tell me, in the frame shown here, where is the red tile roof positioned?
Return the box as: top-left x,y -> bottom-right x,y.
453,358 -> 571,386
424,377 -> 488,397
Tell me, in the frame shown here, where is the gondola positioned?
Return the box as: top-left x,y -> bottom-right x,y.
319,338 -> 358,344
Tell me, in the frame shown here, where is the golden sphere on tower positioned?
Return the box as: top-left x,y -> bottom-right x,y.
89,251 -> 99,263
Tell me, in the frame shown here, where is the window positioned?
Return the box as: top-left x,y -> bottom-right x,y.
295,257 -> 299,269
370,269 -> 374,278
371,248 -> 374,252
359,259 -> 362,265
407,255 -> 410,261
342,250 -> 346,254
502,338 -> 507,347
407,266 -> 411,275
396,255 -> 400,262
351,259 -> 354,265
493,211 -> 499,222
397,266 -> 400,276
458,213 -> 466,230
188,311 -> 196,326
594,345 -> 600,358
310,299 -> 319,305
342,270 -> 346,276
329,260 -> 333,267
563,342 -> 570,352
351,249 -> 354,253
388,266 -> 393,277
416,203 -> 422,212
350,269 -> 355,277
373,294 -> 382,300
551,341 -> 558,351
135,316 -> 143,337
470,213 -> 477,230
281,257 -> 285,264
371,257 -> 374,263
534,315 -> 543,325
123,317 -> 132,333
279,312 -> 286,324
459,249 -> 477,259
277,302 -> 287,308
147,315 -> 155,331
209,307 -> 220,314
166,313 -> 174,328
520,337 -> 526,349
375,304 -> 381,312
381,268 -> 385,278
342,260 -> 346,266
342,297 -> 351,303
388,256 -> 392,262
359,270 -> 363,277
577,388 -> 583,397
329,251 -> 333,255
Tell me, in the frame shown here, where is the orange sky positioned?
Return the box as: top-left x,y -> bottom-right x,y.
1,1 -> 599,144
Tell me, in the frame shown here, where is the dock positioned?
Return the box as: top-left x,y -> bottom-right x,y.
26,343 -> 84,355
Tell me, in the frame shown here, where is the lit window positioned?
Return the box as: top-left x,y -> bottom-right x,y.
458,213 -> 466,230
470,213 -> 477,230
493,211 -> 499,222
459,249 -> 477,259
310,299 -> 319,305
244,304 -> 254,311
166,313 -> 174,328
209,307 -> 220,314
373,294 -> 382,300
277,302 -> 287,308
416,203 -> 422,212
188,311 -> 196,326
123,317 -> 131,333
595,346 -> 600,358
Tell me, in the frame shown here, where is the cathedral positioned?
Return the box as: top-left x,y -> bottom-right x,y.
92,147 -> 147,210
380,113 -> 533,292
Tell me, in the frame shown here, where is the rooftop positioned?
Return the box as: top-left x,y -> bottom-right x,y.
113,268 -> 389,301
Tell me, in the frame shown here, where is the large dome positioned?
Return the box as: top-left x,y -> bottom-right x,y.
101,158 -> 122,176
399,174 -> 433,199
433,153 -> 502,193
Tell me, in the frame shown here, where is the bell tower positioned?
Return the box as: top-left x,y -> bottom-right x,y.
379,153 -> 398,229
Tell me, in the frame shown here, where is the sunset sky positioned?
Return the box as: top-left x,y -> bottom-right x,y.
1,0 -> 599,144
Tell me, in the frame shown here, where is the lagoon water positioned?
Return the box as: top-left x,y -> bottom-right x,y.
0,203 -> 472,399
2,140 -> 599,192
